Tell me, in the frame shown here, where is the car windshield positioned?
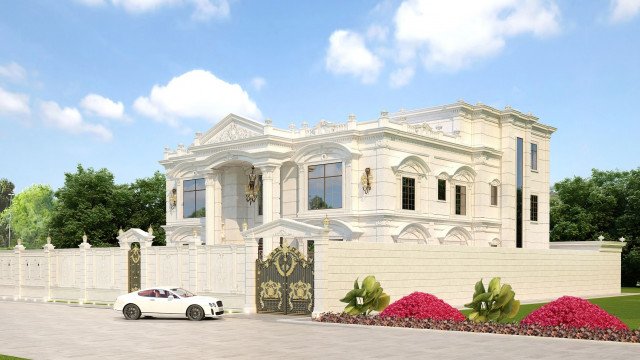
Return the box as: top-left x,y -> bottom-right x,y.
170,288 -> 195,298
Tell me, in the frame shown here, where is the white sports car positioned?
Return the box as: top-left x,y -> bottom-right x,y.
113,287 -> 224,321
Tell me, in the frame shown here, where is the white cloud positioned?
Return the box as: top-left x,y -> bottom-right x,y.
609,0 -> 640,23
394,0 -> 561,71
134,69 -> 262,126
78,0 -> 230,20
367,25 -> 389,42
325,30 -> 383,84
0,62 -> 27,83
251,77 -> 266,91
389,66 -> 415,88
80,93 -> 126,120
41,101 -> 112,141
0,86 -> 30,115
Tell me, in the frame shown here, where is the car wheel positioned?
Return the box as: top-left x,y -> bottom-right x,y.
186,305 -> 205,321
123,304 -> 141,320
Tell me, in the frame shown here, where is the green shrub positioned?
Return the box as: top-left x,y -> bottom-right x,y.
621,249 -> 640,287
339,275 -> 390,315
464,277 -> 520,323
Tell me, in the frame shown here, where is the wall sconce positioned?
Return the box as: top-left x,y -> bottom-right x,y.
245,166 -> 260,204
361,167 -> 373,194
168,188 -> 177,210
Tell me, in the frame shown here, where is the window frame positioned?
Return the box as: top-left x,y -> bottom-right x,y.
437,179 -> 447,201
307,162 -> 343,210
530,194 -> 538,222
531,142 -> 538,171
183,178 -> 206,219
401,176 -> 416,210
455,185 -> 467,215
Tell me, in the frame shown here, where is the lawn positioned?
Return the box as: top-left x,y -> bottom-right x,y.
0,355 -> 28,360
461,293 -> 640,329
622,287 -> 640,293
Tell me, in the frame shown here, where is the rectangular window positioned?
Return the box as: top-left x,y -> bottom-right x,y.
516,137 -> 524,248
401,177 -> 415,210
491,185 -> 498,206
530,195 -> 538,221
438,179 -> 446,201
183,178 -> 206,218
308,163 -> 342,210
455,185 -> 466,215
531,143 -> 538,171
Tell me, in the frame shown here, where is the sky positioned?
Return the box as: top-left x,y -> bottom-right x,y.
1,0 -> 640,193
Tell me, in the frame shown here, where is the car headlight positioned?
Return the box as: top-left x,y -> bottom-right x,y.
209,302 -> 216,307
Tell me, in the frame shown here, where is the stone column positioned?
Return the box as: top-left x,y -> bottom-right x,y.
188,230 -> 200,292
43,236 -> 55,301
78,234 -> 92,304
205,171 -> 219,245
260,166 -> 275,223
312,217 -> 330,319
176,179 -> 184,220
243,234 -> 259,314
13,239 -> 25,300
297,164 -> 305,216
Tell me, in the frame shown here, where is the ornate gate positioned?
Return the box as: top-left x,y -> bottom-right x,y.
128,242 -> 141,293
256,245 -> 314,315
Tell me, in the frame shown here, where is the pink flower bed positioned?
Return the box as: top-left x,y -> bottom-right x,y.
379,292 -> 465,321
521,296 -> 628,331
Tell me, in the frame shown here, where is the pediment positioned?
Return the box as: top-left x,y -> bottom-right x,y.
200,114 -> 264,145
117,228 -> 154,249
242,218 -> 324,239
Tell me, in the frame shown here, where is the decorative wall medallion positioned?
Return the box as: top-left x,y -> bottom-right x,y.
288,280 -> 313,312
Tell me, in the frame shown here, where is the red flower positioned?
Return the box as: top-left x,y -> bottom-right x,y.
379,292 -> 465,322
521,296 -> 628,331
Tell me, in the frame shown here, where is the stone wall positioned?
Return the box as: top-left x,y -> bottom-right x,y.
315,241 -> 623,314
0,243 -> 246,308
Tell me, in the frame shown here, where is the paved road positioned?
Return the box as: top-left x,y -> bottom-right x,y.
0,301 -> 637,359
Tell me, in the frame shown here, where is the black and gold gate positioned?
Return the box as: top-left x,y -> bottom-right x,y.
256,245 -> 313,315
128,243 -> 141,293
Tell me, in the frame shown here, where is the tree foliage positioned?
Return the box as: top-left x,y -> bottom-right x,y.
0,185 -> 54,249
49,165 -> 166,248
0,178 -> 15,213
551,168 -> 640,286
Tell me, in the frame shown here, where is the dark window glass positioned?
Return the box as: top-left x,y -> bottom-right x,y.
258,238 -> 263,260
531,143 -> 538,171
308,163 -> 342,210
530,195 -> 538,221
307,240 -> 314,261
138,289 -> 154,297
455,185 -> 466,215
183,178 -> 206,218
491,185 -> 498,206
516,137 -> 524,248
402,177 -> 415,210
258,175 -> 263,216
438,179 -> 446,201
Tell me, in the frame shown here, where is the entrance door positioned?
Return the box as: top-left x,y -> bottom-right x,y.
256,245 -> 314,315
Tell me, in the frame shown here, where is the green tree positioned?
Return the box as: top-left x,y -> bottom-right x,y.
0,185 -> 55,249
0,178 -> 15,212
48,165 -> 167,248
49,165 -> 123,248
126,171 -> 166,245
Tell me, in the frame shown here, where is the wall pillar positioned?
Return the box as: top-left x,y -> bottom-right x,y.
312,219 -> 330,318
243,235 -> 259,314
43,236 -> 55,301
78,234 -> 91,304
13,240 -> 25,300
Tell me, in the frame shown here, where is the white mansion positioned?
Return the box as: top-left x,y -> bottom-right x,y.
160,101 -> 556,250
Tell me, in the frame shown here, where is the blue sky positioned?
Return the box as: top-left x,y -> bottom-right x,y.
1,0 -> 639,193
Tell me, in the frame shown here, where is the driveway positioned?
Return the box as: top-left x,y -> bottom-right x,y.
0,301 -> 637,359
